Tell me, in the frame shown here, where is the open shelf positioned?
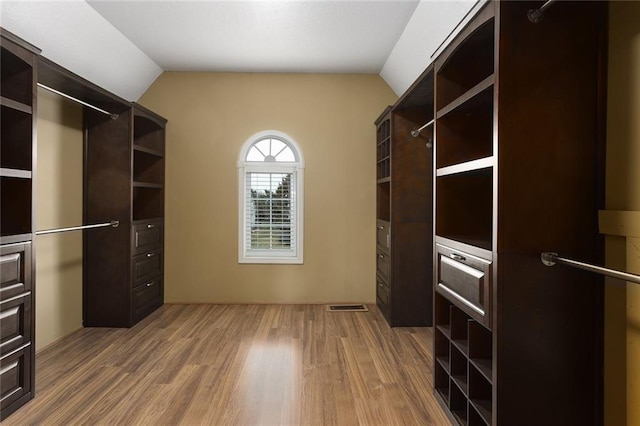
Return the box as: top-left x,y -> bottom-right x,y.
436,86 -> 493,169
450,344 -> 468,396
469,321 -> 493,382
436,18 -> 494,110
133,187 -> 164,221
1,176 -> 32,237
134,114 -> 165,153
435,327 -> 451,373
133,149 -> 164,185
435,360 -> 450,406
377,181 -> 390,222
1,45 -> 33,107
436,168 -> 493,251
450,379 -> 468,425
1,105 -> 33,171
469,365 -> 492,425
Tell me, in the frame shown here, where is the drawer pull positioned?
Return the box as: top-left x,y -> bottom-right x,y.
378,253 -> 385,258
377,226 -> 384,230
450,253 -> 466,262
147,224 -> 155,228
378,282 -> 384,288
146,253 -> 154,258
146,282 -> 154,287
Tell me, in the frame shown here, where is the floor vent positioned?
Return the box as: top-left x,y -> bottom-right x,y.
326,304 -> 369,312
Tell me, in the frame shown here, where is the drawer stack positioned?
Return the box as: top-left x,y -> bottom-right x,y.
0,243 -> 33,418
131,220 -> 163,323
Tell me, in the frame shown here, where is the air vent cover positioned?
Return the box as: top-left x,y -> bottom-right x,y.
326,304 -> 368,312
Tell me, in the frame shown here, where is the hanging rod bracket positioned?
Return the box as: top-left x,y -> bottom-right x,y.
527,0 -> 557,24
109,114 -> 119,121
541,252 -> 557,266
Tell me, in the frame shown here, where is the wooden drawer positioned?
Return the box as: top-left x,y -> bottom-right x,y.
376,220 -> 390,252
132,220 -> 163,256
376,250 -> 390,283
0,294 -> 31,357
132,277 -> 162,321
0,243 -> 31,301
132,249 -> 162,284
436,243 -> 491,327
0,343 -> 32,413
376,276 -> 390,308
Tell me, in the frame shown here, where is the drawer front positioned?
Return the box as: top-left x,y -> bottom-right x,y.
132,249 -> 162,284
132,221 -> 163,256
376,220 -> 390,252
376,277 -> 390,308
0,294 -> 31,357
376,251 -> 391,283
0,244 -> 31,301
133,277 -> 162,311
436,244 -> 491,326
0,344 -> 32,411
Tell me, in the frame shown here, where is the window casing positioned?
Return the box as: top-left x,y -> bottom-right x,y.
238,131 -> 304,264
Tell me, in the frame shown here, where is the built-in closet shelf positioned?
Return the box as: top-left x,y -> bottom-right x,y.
133,182 -> 163,189
436,356 -> 451,373
452,339 -> 470,356
0,168 -> 31,179
470,400 -> 492,425
133,144 -> 164,158
436,75 -> 494,119
377,177 -> 391,184
436,157 -> 493,177
470,359 -> 492,382
0,96 -> 31,114
436,324 -> 451,339
132,217 -> 163,225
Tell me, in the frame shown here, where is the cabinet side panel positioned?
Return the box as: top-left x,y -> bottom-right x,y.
495,1 -> 606,425
84,109 -> 132,327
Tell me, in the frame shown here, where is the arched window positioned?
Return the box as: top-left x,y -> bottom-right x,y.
238,131 -> 304,264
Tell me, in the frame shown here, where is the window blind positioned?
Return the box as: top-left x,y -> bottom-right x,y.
245,172 -> 296,254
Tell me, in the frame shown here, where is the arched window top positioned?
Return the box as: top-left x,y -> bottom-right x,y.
239,131 -> 304,167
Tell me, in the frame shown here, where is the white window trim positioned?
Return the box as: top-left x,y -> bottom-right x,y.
238,131 -> 304,264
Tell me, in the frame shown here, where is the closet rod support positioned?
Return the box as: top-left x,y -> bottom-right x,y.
410,119 -> 434,138
541,252 -> 640,285
37,83 -> 119,120
527,0 -> 557,24
36,221 -> 119,236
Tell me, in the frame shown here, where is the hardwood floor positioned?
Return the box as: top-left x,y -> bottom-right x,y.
3,304 -> 451,425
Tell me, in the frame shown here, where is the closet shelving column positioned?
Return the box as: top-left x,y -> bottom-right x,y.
432,1 -> 606,425
0,28 -> 40,420
375,64 -> 434,327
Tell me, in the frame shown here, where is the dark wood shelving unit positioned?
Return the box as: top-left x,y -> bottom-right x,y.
431,1 -> 607,425
375,65 -> 434,327
0,27 -> 40,421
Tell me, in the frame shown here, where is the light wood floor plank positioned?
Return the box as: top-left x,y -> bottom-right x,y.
2,304 -> 451,425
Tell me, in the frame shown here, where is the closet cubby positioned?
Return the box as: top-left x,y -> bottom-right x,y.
133,149 -> 164,184
134,114 -> 165,153
436,18 -> 494,110
133,187 -> 164,221
436,168 -> 492,251
1,106 -> 33,172
432,1 -> 606,424
435,87 -> 493,170
1,44 -> 33,107
0,177 -> 32,237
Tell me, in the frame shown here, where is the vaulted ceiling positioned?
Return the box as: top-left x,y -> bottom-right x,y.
0,1 -> 476,101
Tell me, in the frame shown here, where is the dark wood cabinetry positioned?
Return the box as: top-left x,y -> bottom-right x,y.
432,1 -> 606,424
0,28 -> 39,421
84,104 -> 166,327
375,66 -> 434,327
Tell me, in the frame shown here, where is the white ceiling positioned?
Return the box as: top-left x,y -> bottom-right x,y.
1,0 -> 476,100
86,0 -> 420,74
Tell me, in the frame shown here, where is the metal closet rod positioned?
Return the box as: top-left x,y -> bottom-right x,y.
35,221 -> 119,236
37,83 -> 119,120
541,252 -> 640,285
527,0 -> 557,24
410,119 -> 434,138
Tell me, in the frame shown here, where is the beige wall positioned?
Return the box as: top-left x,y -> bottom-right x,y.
606,2 -> 640,425
35,89 -> 84,351
138,73 -> 397,303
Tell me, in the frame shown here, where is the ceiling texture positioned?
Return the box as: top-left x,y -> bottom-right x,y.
87,0 -> 420,74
